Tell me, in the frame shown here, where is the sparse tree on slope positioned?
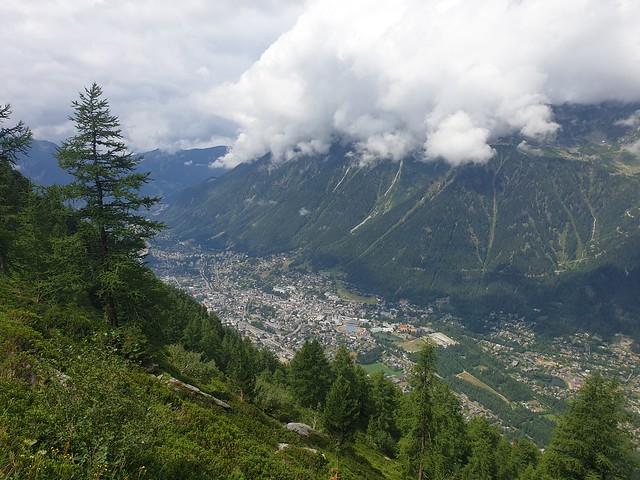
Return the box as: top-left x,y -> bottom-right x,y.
56,83 -> 162,327
399,343 -> 437,480
538,373 -> 637,480
289,339 -> 332,409
0,104 -> 31,166
0,105 -> 32,274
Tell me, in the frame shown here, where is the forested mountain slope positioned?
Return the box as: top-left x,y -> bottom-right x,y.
165,103 -> 640,338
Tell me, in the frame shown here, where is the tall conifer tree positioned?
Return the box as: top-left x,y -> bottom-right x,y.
56,83 -> 162,327
0,105 -> 32,274
538,374 -> 637,479
289,339 -> 332,409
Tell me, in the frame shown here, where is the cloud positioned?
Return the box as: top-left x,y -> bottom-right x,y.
517,141 -> 544,157
425,112 -> 495,166
615,110 -> 640,129
0,0 -> 304,152
209,0 -> 640,167
3,0 -> 640,166
624,139 -> 640,156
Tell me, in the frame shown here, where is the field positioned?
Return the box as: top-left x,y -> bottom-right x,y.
361,362 -> 403,377
334,278 -> 379,304
456,371 -> 510,405
397,336 -> 433,353
373,332 -> 403,343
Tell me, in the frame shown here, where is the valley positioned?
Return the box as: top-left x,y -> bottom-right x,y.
149,238 -> 640,445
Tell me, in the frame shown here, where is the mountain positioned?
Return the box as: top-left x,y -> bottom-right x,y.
14,139 -> 71,186
15,140 -> 230,200
163,103 -> 640,338
137,146 -> 229,201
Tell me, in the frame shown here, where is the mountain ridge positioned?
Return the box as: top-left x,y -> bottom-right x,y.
163,103 -> 640,338
15,140 -> 230,200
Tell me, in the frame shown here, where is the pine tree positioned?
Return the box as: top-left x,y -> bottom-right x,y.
0,105 -> 32,274
323,374 -> 360,444
462,417 -> 500,480
322,346 -> 362,442
228,337 -> 257,401
427,380 -> 469,479
0,104 -> 31,166
402,343 -> 437,480
538,373 -> 637,479
509,439 -> 540,478
14,186 -> 87,303
289,339 -> 332,409
367,371 -> 401,457
56,83 -> 163,327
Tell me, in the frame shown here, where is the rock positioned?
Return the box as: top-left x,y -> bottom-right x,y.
284,422 -> 315,436
277,442 -> 318,454
156,374 -> 232,410
53,369 -> 71,386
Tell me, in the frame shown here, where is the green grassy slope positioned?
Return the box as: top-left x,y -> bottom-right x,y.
0,274 -> 398,479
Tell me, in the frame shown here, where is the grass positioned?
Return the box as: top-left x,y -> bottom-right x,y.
361,363 -> 403,378
351,434 -> 403,480
373,332 -> 403,343
397,336 -> 432,353
333,276 -> 378,305
456,371 -> 511,405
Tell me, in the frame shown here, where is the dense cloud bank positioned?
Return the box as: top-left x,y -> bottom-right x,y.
210,0 -> 640,167
2,0 -> 639,163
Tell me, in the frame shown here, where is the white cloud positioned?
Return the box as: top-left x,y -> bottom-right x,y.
517,141 -> 544,157
0,0 -> 304,152
615,110 -> 640,129
210,0 -> 640,167
3,0 -> 640,166
425,112 -> 495,166
624,139 -> 640,156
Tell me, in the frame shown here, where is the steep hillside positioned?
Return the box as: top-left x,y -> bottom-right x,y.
0,157 -> 401,479
164,103 -> 640,337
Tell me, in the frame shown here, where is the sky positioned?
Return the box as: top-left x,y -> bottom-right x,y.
2,0 -> 640,167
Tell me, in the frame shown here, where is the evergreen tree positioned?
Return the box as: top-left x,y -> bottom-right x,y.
0,104 -> 31,166
367,372 -> 401,457
323,346 -> 362,442
288,339 -> 332,409
14,186 -> 87,303
228,337 -> 257,401
400,343 -> 437,480
353,362 -> 373,430
56,83 -> 163,327
0,105 -> 32,274
462,417 -> 500,480
538,373 -> 637,479
323,373 -> 360,444
509,439 -> 540,479
428,380 -> 469,479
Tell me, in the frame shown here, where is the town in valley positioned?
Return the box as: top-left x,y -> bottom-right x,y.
149,238 -> 640,442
